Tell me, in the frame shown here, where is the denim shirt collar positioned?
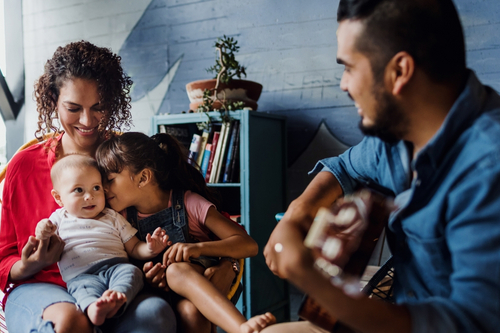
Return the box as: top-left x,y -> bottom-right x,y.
414,70 -> 487,170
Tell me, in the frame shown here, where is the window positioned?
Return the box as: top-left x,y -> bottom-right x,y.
0,1 -> 7,168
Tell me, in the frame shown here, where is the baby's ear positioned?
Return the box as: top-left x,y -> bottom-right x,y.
51,189 -> 64,207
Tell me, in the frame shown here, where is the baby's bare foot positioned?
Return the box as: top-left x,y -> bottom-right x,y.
86,290 -> 127,326
240,312 -> 276,333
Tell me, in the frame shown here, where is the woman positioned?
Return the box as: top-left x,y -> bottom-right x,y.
0,41 -> 176,333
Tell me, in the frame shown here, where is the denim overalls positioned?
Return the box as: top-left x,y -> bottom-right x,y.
127,190 -> 219,268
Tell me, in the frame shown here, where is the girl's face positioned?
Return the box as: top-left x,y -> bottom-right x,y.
104,167 -> 141,212
57,78 -> 106,155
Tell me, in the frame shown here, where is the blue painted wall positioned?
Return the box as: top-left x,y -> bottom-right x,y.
119,0 -> 500,199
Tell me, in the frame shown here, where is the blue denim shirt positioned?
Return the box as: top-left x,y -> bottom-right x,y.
313,71 -> 500,333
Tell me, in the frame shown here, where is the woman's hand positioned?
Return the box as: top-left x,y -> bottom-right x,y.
163,242 -> 202,266
143,261 -> 169,291
10,235 -> 65,280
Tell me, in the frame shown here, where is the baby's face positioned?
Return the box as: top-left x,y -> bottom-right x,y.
55,165 -> 106,219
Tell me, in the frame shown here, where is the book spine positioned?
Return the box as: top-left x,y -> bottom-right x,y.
214,121 -> 232,183
187,134 -> 201,165
160,124 -> 193,149
195,130 -> 210,169
223,120 -> 240,183
229,121 -> 241,183
210,122 -> 228,183
205,131 -> 220,183
200,143 -> 212,178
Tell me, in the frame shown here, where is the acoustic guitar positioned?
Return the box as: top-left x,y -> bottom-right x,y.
299,189 -> 394,332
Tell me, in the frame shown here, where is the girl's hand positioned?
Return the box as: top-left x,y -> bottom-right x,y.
145,227 -> 169,255
163,242 -> 202,266
143,261 -> 170,291
35,219 -> 57,240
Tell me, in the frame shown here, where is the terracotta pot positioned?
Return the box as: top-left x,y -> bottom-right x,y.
186,79 -> 263,111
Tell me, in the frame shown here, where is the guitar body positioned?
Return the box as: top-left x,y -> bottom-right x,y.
298,295 -> 339,332
299,189 -> 393,332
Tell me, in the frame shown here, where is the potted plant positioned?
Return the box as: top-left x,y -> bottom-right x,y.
186,35 -> 263,125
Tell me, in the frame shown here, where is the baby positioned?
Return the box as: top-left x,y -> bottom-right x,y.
35,154 -> 168,326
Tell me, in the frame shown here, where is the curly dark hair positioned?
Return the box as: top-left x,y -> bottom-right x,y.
33,40 -> 133,140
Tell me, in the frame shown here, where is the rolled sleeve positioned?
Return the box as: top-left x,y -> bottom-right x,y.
309,136 -> 403,196
309,158 -> 359,195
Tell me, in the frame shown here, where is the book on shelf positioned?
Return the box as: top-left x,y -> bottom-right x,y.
200,143 -> 212,178
205,131 -> 220,183
157,123 -> 198,149
188,134 -> 201,165
229,145 -> 240,183
195,130 -> 210,169
209,122 -> 230,183
213,120 -> 234,183
223,120 -> 240,183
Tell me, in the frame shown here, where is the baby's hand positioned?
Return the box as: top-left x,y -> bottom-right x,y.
146,227 -> 169,255
35,219 -> 57,240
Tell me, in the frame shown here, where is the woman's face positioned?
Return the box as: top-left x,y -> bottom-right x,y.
57,78 -> 105,155
104,167 -> 140,212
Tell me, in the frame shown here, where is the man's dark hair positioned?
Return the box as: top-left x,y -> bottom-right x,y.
338,0 -> 466,83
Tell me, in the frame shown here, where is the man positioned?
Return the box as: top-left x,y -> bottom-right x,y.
263,0 -> 500,332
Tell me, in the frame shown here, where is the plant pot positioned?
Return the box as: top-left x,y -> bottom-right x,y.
186,79 -> 263,111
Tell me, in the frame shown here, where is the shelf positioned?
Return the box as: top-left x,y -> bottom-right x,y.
207,183 -> 241,187
152,110 -> 290,321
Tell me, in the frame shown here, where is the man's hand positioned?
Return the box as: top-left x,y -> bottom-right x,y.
264,225 -> 317,286
163,242 -> 201,266
265,171 -> 343,284
145,227 -> 169,255
35,218 -> 57,240
143,261 -> 169,291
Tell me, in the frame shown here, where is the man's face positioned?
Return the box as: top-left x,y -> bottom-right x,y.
337,20 -> 408,143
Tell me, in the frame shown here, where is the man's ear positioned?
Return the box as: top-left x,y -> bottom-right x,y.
138,168 -> 153,188
385,51 -> 415,95
51,189 -> 64,207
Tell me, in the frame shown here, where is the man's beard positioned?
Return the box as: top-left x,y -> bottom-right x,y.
358,87 -> 408,144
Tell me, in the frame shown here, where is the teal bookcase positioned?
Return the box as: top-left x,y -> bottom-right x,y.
151,110 -> 290,322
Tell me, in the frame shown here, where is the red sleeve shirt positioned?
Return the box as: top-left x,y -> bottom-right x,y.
0,135 -> 65,303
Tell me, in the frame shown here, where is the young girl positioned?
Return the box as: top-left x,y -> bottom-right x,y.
96,132 -> 276,333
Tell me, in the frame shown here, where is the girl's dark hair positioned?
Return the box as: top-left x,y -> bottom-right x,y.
96,132 -> 220,207
34,40 -> 133,140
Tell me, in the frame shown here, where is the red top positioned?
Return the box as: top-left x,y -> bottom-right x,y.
0,135 -> 65,305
